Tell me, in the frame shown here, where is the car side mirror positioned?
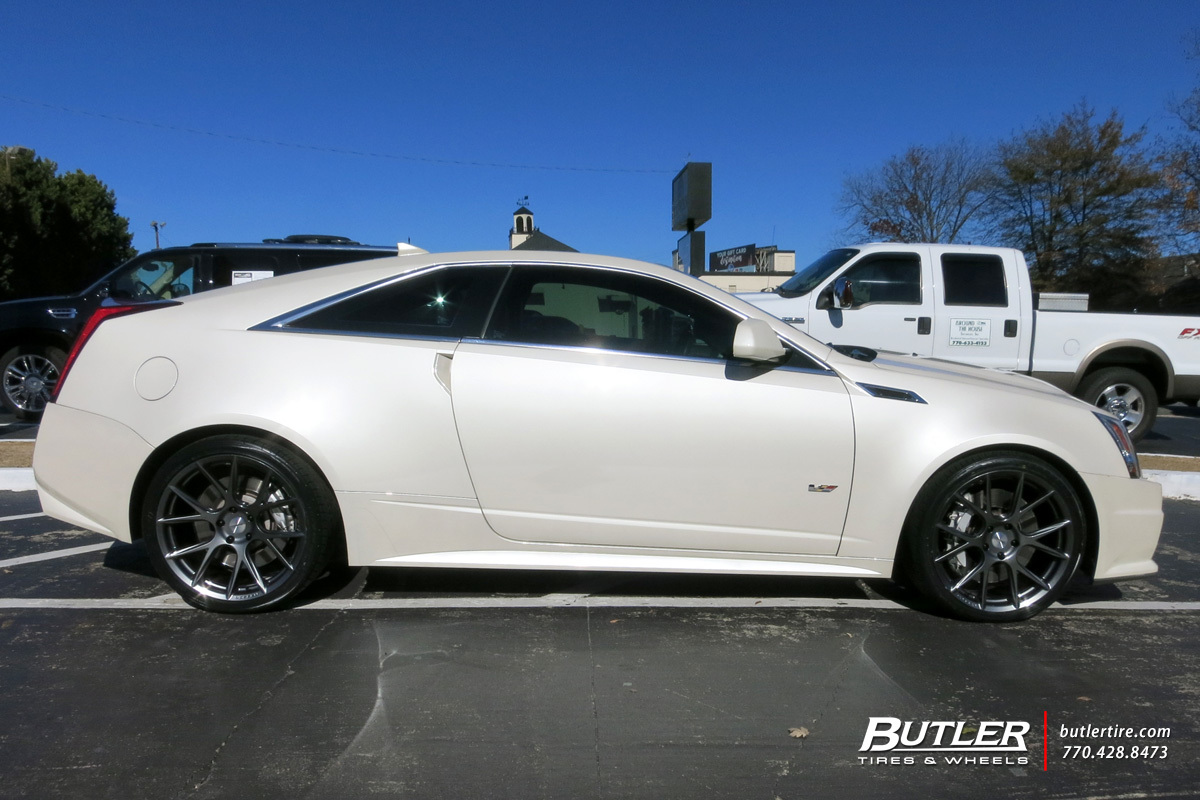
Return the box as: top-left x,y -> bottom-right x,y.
732,319 -> 787,361
833,277 -> 854,309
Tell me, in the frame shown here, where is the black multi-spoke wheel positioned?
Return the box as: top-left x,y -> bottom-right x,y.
904,452 -> 1086,622
141,436 -> 337,612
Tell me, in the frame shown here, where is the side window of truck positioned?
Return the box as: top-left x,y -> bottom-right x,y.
836,254 -> 922,306
941,254 -> 1008,306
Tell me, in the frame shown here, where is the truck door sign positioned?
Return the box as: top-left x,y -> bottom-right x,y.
1180,328 -> 1200,339
949,318 -> 991,347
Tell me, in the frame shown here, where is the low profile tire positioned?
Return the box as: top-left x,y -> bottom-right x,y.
1,344 -> 66,421
1077,367 -> 1157,443
140,435 -> 339,613
903,452 -> 1086,622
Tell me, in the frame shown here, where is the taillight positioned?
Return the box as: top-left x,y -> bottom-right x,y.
52,301 -> 180,402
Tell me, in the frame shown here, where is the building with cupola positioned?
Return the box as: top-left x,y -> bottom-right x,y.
508,206 -> 577,252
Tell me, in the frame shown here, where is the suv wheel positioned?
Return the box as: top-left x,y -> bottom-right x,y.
1,345 -> 66,421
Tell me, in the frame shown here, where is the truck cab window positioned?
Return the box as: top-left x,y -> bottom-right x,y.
834,254 -> 921,306
941,254 -> 1008,306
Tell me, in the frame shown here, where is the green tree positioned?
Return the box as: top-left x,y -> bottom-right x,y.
987,105 -> 1160,310
839,139 -> 993,243
0,147 -> 136,300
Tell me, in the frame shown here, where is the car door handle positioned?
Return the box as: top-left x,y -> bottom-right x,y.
434,352 -> 453,395
1004,319 -> 1018,337
917,317 -> 931,335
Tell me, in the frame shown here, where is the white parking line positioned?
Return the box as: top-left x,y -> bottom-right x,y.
0,512 -> 46,524
0,542 -> 112,569
0,596 -> 1198,611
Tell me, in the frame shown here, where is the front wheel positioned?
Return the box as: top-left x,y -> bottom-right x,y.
902,452 -> 1086,622
140,435 -> 339,613
1076,367 -> 1157,443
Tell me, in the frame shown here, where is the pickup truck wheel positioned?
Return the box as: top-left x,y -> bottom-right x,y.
1,345 -> 66,421
904,452 -> 1085,622
1077,368 -> 1157,443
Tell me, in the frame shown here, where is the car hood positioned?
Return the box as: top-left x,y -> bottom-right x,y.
738,291 -> 794,310
0,293 -> 79,309
829,348 -> 1081,406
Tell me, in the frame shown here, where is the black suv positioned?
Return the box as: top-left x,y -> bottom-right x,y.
0,235 -> 407,420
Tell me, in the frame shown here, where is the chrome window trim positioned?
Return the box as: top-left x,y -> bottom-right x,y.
250,262 -> 511,332
248,258 -> 837,375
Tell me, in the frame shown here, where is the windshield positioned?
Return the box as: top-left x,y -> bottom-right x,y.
777,248 -> 859,298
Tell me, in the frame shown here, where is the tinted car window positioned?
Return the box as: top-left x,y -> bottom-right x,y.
837,254 -> 921,306
941,254 -> 1008,306
288,266 -> 507,339
109,254 -> 198,300
486,266 -> 739,359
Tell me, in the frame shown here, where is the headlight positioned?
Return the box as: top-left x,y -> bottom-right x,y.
1094,411 -> 1141,478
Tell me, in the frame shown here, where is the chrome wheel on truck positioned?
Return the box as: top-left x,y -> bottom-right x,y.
1077,367 -> 1157,443
0,345 -> 64,420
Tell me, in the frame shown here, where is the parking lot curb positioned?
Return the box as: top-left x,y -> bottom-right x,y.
1143,470 -> 1200,502
0,469 -> 35,491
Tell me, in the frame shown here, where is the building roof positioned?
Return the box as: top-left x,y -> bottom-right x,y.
514,206 -> 532,215
513,230 -> 578,252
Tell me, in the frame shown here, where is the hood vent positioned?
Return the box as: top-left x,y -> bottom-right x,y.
857,383 -> 927,404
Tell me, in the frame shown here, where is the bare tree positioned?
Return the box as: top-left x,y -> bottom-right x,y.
839,139 -> 992,243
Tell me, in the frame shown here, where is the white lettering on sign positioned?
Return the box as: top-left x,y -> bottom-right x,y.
232,270 -> 275,285
949,318 -> 991,348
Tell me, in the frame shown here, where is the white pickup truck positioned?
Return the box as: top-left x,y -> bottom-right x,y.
741,242 -> 1200,441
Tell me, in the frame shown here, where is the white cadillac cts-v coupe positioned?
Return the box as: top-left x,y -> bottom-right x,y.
33,251 -> 1162,620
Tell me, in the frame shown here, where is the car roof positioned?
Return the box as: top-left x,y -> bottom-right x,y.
167,250 -> 829,352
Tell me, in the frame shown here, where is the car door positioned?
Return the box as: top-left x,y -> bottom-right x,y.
449,264 -> 856,556
806,248 -> 935,357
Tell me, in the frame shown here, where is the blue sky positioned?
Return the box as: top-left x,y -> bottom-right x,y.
2,0 -> 1197,267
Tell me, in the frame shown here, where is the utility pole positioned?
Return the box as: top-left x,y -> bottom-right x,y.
151,220 -> 166,249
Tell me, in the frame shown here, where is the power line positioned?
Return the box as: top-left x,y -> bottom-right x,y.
0,94 -> 673,175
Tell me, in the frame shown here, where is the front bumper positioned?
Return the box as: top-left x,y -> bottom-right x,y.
1082,471 -> 1163,582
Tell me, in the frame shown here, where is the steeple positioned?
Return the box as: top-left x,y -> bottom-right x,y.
510,204 -> 534,249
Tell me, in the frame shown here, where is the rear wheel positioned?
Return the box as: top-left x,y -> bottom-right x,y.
903,452 -> 1086,622
1,345 -> 65,421
140,435 -> 338,613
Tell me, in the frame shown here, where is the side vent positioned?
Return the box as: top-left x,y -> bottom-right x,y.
857,383 -> 927,404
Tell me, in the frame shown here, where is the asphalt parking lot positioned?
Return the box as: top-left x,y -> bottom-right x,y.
2,432 -> 1200,798
1138,403 -> 1200,456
